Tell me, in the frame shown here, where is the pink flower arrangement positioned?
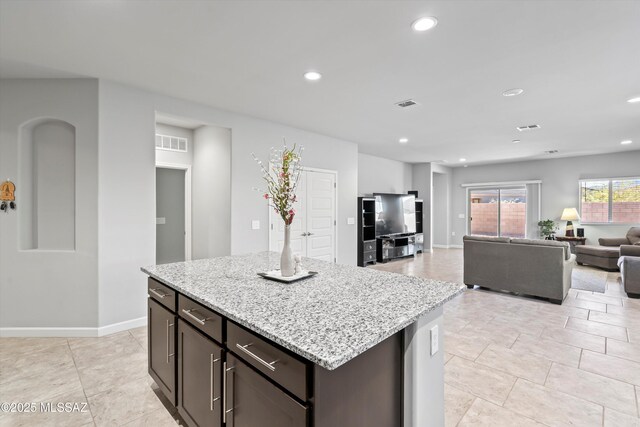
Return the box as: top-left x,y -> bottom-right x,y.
252,143 -> 303,225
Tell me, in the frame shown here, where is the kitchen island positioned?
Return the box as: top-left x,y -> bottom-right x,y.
142,252 -> 463,427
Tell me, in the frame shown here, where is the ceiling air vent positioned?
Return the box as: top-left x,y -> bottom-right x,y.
395,99 -> 418,108
516,124 -> 541,132
545,150 -> 559,154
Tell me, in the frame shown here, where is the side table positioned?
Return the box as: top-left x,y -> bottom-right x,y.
555,236 -> 586,254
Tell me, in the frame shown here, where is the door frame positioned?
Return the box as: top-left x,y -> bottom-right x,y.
268,166 -> 338,263
156,162 -> 192,261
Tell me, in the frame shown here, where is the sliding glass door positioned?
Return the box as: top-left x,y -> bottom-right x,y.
469,187 -> 527,238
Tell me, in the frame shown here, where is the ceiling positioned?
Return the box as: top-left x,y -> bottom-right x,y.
1,0 -> 639,166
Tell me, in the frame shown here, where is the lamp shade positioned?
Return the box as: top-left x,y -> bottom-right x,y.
561,207 -> 580,221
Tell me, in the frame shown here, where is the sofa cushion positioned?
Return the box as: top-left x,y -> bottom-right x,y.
463,235 -> 511,243
575,245 -> 620,258
511,238 -> 571,260
627,227 -> 640,245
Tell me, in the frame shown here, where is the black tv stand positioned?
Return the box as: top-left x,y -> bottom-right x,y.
377,233 -> 423,263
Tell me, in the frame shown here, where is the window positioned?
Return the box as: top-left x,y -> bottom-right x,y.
580,178 -> 640,224
469,187 -> 527,238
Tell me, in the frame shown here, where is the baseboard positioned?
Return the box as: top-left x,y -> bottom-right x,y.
432,244 -> 463,249
0,316 -> 147,338
449,245 -> 463,249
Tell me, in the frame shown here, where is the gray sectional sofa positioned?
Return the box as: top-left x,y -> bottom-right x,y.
463,235 -> 576,304
619,244 -> 640,298
576,227 -> 640,271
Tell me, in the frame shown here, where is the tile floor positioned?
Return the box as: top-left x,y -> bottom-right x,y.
373,249 -> 640,427
1,248 -> 639,426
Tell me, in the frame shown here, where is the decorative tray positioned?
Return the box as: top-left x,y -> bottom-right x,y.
257,270 -> 318,283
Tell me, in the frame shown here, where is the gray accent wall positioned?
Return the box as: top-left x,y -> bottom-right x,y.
358,153 -> 413,195
450,151 -> 640,246
0,79 -> 99,329
192,125 -> 232,260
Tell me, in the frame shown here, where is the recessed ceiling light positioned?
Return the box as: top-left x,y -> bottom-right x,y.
459,158 -> 467,162
512,139 -> 521,144
412,17 -> 438,32
627,96 -> 640,103
399,138 -> 409,143
303,71 -> 322,81
621,140 -> 633,145
463,165 -> 469,168
503,88 -> 524,97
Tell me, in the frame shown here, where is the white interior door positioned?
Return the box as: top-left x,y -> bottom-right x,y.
269,169 -> 336,262
270,172 -> 307,254
305,171 -> 336,262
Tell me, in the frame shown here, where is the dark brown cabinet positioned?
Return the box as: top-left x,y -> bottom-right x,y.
148,297 -> 177,405
178,319 -> 223,427
224,354 -> 308,427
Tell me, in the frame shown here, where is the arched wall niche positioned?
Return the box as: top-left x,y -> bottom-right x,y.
19,117 -> 76,250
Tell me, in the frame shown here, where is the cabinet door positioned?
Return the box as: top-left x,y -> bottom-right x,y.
148,298 -> 176,405
225,354 -> 308,427
178,319 -> 223,427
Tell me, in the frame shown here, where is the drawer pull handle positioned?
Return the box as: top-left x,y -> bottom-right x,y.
210,355 -> 221,411
149,288 -> 170,299
223,362 -> 235,424
166,320 -> 174,363
182,308 -> 212,325
235,343 -> 279,372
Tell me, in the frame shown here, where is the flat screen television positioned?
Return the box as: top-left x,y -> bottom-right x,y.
374,193 -> 416,236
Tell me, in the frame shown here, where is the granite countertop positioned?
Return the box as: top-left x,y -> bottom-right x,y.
141,252 -> 463,370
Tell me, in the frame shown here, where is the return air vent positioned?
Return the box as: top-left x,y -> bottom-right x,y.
395,99 -> 418,108
516,124 -> 541,131
155,134 -> 188,152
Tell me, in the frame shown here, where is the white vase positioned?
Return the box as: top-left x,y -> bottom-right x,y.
280,224 -> 295,277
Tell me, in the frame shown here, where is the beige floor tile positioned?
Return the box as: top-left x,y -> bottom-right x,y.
562,296 -> 607,312
444,383 -> 476,427
68,331 -> 131,351
458,397 -> 544,426
444,356 -> 517,406
70,332 -> 144,370
444,332 -> 491,360
565,317 -> 628,341
475,344 -> 552,385
541,326 -> 606,353
456,321 -> 524,347
580,350 -> 640,387
0,342 -> 75,385
0,337 -> 69,362
129,326 -> 148,350
590,310 -> 640,330
545,363 -> 638,417
0,387 -> 93,427
76,350 -> 148,397
444,316 -> 470,334
577,292 -> 624,306
607,338 -> 640,363
122,407 -> 178,426
0,361 -> 84,403
511,334 -> 582,367
444,352 -> 453,364
504,378 -> 603,427
607,304 -> 640,321
604,408 -> 640,427
87,377 -> 165,427
636,386 -> 640,416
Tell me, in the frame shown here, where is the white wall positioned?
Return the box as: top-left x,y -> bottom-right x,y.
432,172 -> 450,246
358,153 -> 413,195
98,80 -> 358,328
449,151 -> 640,246
192,125 -> 232,259
0,79 -> 99,330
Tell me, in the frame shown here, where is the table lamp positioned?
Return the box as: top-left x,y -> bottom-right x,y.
561,207 -> 580,237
